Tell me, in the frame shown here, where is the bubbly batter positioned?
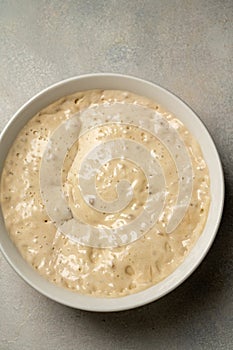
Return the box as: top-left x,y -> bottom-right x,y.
0,90 -> 210,297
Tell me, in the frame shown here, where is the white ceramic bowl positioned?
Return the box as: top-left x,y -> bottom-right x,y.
0,74 -> 224,312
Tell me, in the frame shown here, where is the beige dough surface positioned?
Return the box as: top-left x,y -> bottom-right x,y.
0,90 -> 210,297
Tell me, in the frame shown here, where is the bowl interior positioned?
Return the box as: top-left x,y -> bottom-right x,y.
0,74 -> 224,311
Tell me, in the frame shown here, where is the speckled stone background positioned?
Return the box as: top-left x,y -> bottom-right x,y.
0,1 -> 232,349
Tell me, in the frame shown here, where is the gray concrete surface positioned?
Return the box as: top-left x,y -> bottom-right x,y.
0,1 -> 232,349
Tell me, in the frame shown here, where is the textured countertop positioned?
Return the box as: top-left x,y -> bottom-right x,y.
0,1 -> 232,349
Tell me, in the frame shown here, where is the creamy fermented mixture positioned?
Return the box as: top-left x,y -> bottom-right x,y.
0,90 -> 210,297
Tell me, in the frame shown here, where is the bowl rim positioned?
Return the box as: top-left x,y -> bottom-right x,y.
0,73 -> 225,312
